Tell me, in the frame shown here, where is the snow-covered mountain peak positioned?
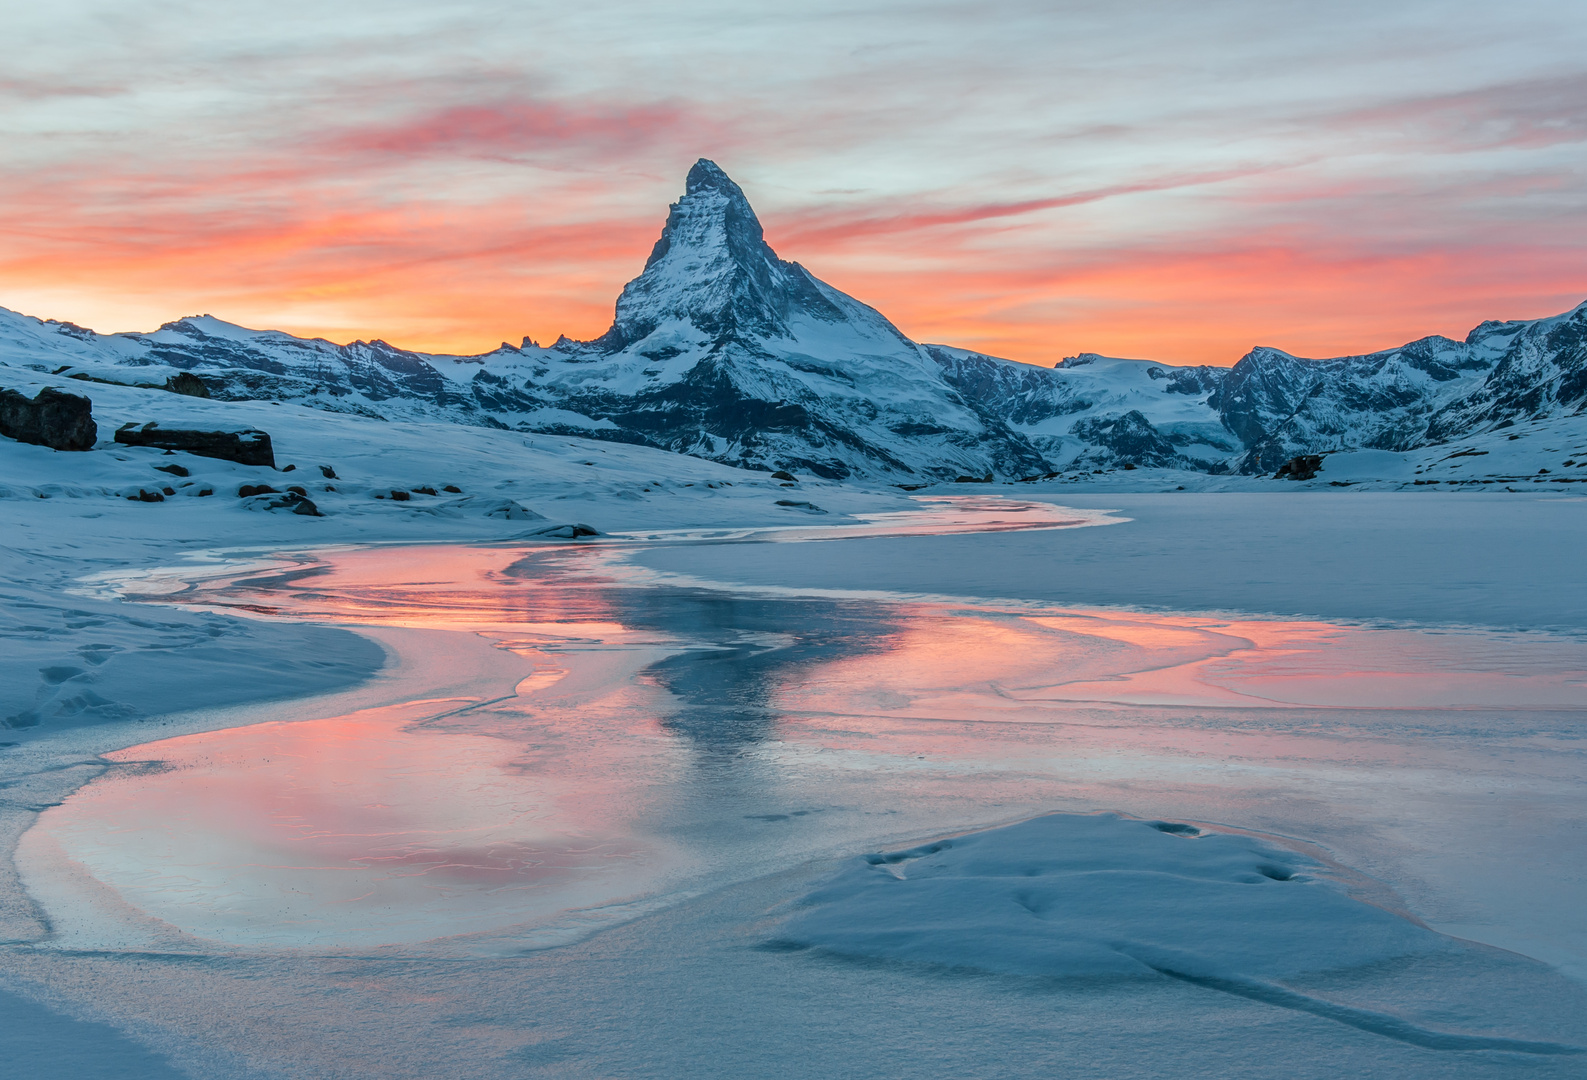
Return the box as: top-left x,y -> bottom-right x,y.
602,159 -> 847,351
1056,352 -> 1158,369
151,315 -> 289,344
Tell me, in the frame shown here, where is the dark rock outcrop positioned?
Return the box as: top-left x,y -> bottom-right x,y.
0,386 -> 97,451
164,372 -> 210,398
1274,454 -> 1323,480
1069,410 -> 1182,468
268,491 -> 322,516
527,522 -> 599,538
115,423 -> 275,467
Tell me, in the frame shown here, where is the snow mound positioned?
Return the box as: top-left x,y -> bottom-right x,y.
778,812 -> 1584,1055
781,813 -> 1431,980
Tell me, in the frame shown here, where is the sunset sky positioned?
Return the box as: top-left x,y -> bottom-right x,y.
4,0 -> 1587,367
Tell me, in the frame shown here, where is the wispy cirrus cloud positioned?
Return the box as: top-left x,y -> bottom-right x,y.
1326,73 -> 1587,153
329,99 -> 708,161
766,164 -> 1295,249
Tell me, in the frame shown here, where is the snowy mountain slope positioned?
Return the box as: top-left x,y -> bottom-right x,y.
928,347 -> 1238,469
931,301 -> 1587,474
2,158 -> 1585,479
1209,335 -> 1498,473
1425,303 -> 1587,441
1209,302 -> 1586,473
0,161 -> 1049,480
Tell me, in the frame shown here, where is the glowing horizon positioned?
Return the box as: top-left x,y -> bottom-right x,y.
4,1 -> 1586,368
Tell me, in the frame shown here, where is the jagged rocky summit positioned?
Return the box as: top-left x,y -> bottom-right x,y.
1,158 -> 1585,478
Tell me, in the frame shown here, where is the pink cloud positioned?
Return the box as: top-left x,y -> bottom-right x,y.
1327,73 -> 1587,152
767,165 -> 1285,249
330,98 -> 706,161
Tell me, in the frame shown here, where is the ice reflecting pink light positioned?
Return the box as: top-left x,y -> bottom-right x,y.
22,537 -> 1587,956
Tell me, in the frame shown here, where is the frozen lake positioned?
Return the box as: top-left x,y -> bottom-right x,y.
7,496 -> 1587,1077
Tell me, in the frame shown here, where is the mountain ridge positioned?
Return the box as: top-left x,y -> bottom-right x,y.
2,159 -> 1584,478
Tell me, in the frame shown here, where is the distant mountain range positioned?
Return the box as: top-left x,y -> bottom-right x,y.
2,158 -> 1584,479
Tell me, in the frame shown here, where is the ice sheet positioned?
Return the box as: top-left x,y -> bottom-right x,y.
4,494 -> 1586,1077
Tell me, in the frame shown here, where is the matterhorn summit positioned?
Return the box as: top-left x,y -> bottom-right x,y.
601,159 -> 852,350
543,159 -> 1048,478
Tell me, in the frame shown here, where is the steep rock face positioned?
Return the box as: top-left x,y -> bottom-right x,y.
1426,302 -> 1587,441
518,159 -> 1050,479
1213,336 -> 1495,473
1068,410 -> 1183,468
597,160 -> 850,351
929,347 -> 1238,469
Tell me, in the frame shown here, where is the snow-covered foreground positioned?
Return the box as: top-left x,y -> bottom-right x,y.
0,487 -> 1583,1077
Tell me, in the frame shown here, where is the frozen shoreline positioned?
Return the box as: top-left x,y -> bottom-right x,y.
631,491 -> 1587,631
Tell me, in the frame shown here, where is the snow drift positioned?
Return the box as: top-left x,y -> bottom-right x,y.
778,812 -> 1583,1055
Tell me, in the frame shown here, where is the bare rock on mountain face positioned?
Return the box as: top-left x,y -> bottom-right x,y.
1275,454 -> 1323,480
164,371 -> 211,398
0,386 -> 97,451
114,422 -> 275,467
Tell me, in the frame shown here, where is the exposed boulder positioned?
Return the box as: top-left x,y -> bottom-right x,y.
242,488 -> 322,515
115,423 -> 275,467
164,372 -> 210,398
0,386 -> 97,451
1274,454 -> 1324,480
270,491 -> 322,516
527,522 -> 600,538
